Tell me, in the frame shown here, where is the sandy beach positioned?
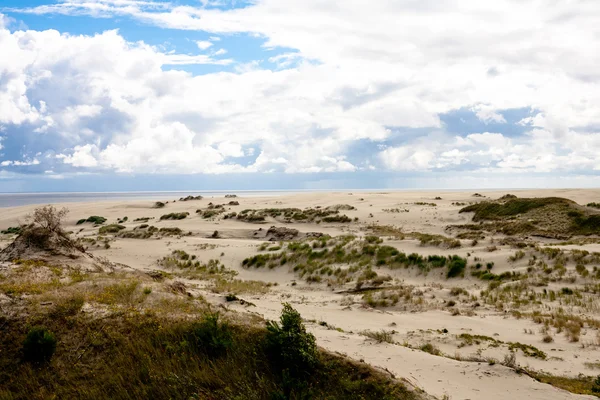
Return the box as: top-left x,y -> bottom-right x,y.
2,189 -> 600,399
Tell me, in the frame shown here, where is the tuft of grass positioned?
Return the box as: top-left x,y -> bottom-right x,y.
1,226 -> 21,235
76,216 -> 107,225
362,330 -> 395,344
460,197 -> 574,221
420,343 -> 441,356
98,224 -> 126,234
160,212 -> 189,220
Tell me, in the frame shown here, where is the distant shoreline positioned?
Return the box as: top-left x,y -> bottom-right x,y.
0,188 -> 591,208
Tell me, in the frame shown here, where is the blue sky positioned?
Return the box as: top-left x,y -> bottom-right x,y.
0,0 -> 599,192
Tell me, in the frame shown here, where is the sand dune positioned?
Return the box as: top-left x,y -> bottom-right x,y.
2,188 -> 600,399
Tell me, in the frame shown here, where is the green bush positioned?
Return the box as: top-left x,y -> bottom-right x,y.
266,303 -> 318,378
447,256 -> 467,278
187,312 -> 232,357
22,327 -> 57,364
160,212 -> 189,220
76,216 -> 107,225
1,226 -> 21,235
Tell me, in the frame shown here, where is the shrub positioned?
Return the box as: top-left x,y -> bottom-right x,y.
153,202 -> 166,208
447,256 -> 467,278
420,343 -> 441,356
76,216 -> 107,225
160,212 -> 189,220
22,327 -> 57,364
98,224 -> 126,234
1,226 -> 21,235
593,375 -> 600,393
266,303 -> 318,377
187,312 -> 232,358
27,206 -> 69,234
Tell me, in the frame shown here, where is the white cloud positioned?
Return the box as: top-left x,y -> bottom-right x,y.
1,0 -> 600,177
472,105 -> 506,124
1,158 -> 41,166
195,40 -> 213,50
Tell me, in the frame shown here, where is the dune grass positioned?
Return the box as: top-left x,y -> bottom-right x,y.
0,306 -> 421,400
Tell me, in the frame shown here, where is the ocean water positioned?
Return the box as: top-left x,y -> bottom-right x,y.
0,190 -> 299,208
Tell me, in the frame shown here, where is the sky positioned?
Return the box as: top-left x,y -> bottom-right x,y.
0,0 -> 599,192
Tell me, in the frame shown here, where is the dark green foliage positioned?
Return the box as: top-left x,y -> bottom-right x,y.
266,303 -> 318,378
446,256 -> 467,278
561,287 -> 574,295
187,312 -> 232,357
158,227 -> 183,236
76,216 -> 107,225
159,212 -> 189,220
460,197 -> 573,221
592,376 -> 600,393
22,327 -> 56,364
587,203 -> 600,209
225,294 -> 238,302
153,201 -> 165,208
237,207 -> 352,224
1,226 -> 21,235
0,309 -> 421,400
570,214 -> 600,235
180,195 -> 203,201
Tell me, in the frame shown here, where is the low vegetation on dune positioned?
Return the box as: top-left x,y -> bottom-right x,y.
236,207 -> 354,224
1,226 -> 21,235
159,212 -> 190,220
0,209 -> 423,399
365,225 -> 461,248
196,203 -> 227,219
0,289 -> 419,399
76,215 -> 107,225
0,206 -> 87,261
242,235 -> 468,285
458,196 -> 600,238
98,224 -> 126,234
179,195 -> 203,201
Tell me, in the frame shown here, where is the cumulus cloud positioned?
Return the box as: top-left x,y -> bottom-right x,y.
0,0 -> 600,179
195,40 -> 212,50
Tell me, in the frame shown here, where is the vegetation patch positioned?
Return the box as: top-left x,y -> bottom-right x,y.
76,216 -> 107,225
457,197 -> 600,237
180,195 -> 203,201
237,207 -> 353,224
98,224 -> 126,234
242,235 -> 467,284
160,212 -> 189,220
0,305 -> 421,400
1,226 -> 21,235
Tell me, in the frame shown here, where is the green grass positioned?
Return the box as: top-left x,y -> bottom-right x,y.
236,207 -> 353,224
0,309 -> 422,400
160,212 -> 189,220
98,224 -> 126,234
460,197 -> 573,220
76,216 -> 107,225
242,236 -> 467,284
1,226 -> 21,235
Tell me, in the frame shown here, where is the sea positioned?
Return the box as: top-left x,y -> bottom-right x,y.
0,190 -> 355,208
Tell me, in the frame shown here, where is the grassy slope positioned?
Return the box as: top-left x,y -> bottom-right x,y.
0,309 -> 422,400
459,197 -> 600,237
